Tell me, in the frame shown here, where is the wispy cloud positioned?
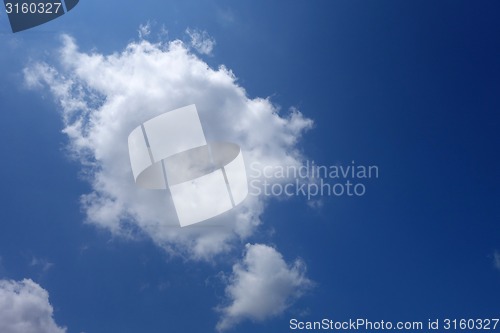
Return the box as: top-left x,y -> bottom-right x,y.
186,28 -> 216,55
0,256 -> 4,276
494,250 -> 500,271
216,7 -> 235,26
138,22 -> 152,39
216,244 -> 313,331
30,257 -> 54,273
307,199 -> 324,210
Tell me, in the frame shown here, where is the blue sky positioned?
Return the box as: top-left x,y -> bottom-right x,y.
0,1 -> 499,333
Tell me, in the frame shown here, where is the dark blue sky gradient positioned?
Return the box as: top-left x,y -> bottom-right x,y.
0,1 -> 499,332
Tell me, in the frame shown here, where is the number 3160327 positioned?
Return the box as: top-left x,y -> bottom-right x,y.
5,2 -> 62,14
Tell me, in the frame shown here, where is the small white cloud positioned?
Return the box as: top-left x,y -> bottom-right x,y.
216,244 -> 313,331
186,28 -> 216,55
494,251 -> 500,271
30,257 -> 54,273
138,22 -> 151,39
0,279 -> 67,333
307,199 -> 324,209
158,24 -> 168,39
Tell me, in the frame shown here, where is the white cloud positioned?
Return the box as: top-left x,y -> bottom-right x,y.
186,28 -> 216,55
138,22 -> 152,39
0,279 -> 66,333
30,257 -> 54,273
24,34 -> 313,260
216,244 -> 313,331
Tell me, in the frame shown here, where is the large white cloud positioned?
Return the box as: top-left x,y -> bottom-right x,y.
0,279 -> 66,333
216,244 -> 313,331
24,33 -> 313,260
